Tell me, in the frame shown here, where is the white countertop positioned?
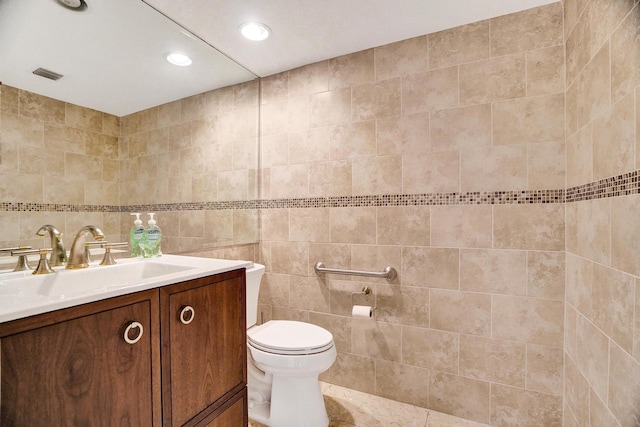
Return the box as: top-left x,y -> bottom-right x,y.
0,255 -> 252,323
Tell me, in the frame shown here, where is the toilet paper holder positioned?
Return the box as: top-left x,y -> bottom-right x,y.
351,286 -> 374,308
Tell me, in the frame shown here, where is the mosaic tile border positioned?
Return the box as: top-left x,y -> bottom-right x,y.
2,171 -> 639,213
0,203 -> 122,213
565,170 -> 640,202
255,189 -> 565,209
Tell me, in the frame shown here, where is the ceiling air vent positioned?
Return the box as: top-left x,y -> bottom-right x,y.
32,68 -> 63,81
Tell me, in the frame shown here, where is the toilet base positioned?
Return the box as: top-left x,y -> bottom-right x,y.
248,371 -> 329,427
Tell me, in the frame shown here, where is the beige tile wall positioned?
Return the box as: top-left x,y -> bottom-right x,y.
0,80 -> 260,257
2,1 -> 640,425
564,2 -> 640,427
118,81 -> 260,253
0,85 -> 122,249
258,3 -> 566,426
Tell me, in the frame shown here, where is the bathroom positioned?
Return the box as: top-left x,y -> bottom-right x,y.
0,0 -> 639,426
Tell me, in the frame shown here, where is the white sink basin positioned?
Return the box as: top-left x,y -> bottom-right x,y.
1,261 -> 195,299
0,255 -> 253,323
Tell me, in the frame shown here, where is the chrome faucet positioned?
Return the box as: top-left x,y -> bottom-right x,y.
66,225 -> 105,269
36,225 -> 67,267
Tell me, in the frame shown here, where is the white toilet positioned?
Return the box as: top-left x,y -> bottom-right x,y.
245,263 -> 337,427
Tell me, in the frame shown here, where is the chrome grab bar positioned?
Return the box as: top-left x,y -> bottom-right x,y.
314,262 -> 397,281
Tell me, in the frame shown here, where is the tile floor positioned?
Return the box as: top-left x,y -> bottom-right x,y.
248,382 -> 490,427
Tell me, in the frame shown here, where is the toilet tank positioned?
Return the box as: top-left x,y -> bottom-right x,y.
245,263 -> 265,328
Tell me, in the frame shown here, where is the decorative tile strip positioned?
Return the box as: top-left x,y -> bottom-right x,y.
0,203 -> 121,212
4,171 -> 640,213
0,190 -> 562,213
565,170 -> 640,202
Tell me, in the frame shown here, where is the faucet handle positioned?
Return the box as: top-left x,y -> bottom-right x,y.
99,242 -> 128,266
12,248 -> 54,275
0,246 -> 33,271
84,241 -> 105,264
0,246 -> 33,252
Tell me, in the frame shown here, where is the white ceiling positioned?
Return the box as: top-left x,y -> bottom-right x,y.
0,0 -> 559,117
145,0 -> 560,78
0,0 -> 256,116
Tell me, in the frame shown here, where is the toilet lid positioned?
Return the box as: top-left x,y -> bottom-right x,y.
248,320 -> 334,355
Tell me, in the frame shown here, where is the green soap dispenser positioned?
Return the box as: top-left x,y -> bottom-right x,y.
142,213 -> 162,258
129,213 -> 144,257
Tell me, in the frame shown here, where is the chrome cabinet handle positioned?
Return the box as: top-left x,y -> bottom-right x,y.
179,306 -> 195,325
124,321 -> 144,344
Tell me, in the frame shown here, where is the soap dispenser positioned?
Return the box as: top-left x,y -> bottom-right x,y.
129,213 -> 144,257
142,213 -> 162,258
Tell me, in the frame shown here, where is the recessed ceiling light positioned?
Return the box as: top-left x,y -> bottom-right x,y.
165,53 -> 192,67
240,22 -> 271,41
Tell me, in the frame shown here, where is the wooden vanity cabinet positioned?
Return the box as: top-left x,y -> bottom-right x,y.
0,289 -> 162,426
0,268 -> 247,427
160,269 -> 246,427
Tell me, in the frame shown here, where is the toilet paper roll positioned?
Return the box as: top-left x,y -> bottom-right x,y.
352,305 -> 373,318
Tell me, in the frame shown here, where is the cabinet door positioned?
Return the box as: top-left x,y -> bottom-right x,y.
161,270 -> 246,427
0,291 -> 160,426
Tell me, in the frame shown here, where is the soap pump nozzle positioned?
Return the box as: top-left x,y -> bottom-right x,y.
130,212 -> 142,226
129,213 -> 144,258
147,212 -> 156,226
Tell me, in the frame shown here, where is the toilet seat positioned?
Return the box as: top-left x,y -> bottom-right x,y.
248,320 -> 334,355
